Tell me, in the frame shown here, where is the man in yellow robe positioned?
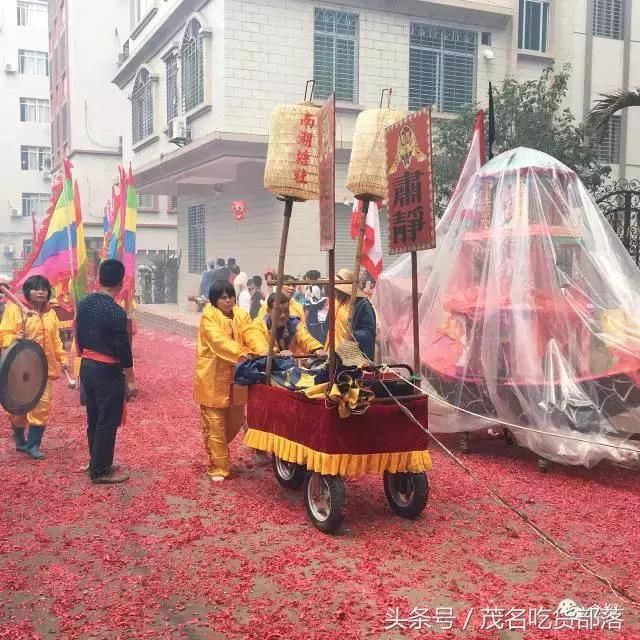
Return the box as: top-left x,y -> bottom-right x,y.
255,293 -> 326,357
260,275 -> 305,324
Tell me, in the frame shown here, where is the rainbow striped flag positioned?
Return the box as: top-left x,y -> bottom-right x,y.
14,161 -> 78,294
107,168 -> 127,260
71,178 -> 87,302
122,167 -> 138,312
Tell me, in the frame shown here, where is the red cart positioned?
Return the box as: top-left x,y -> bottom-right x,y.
245,375 -> 431,534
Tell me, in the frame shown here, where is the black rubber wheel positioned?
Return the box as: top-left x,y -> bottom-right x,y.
272,455 -> 306,490
304,472 -> 345,534
383,471 -> 429,519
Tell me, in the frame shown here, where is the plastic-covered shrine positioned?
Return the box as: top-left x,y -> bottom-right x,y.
376,148 -> 640,468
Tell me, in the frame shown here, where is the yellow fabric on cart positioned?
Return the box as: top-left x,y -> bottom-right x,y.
244,428 -> 432,476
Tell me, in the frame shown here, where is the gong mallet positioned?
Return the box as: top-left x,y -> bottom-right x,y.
0,283 -> 33,317
63,368 -> 77,390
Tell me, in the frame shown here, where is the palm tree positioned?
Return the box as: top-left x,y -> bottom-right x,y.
586,88 -> 640,140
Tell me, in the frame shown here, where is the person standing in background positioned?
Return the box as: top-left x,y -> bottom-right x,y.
76,259 -> 137,485
235,273 -> 251,313
248,276 -> 265,319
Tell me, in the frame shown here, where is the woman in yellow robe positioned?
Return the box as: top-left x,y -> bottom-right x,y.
0,275 -> 68,459
193,280 -> 268,481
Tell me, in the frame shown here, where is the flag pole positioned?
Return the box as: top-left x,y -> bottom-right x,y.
488,82 -> 496,161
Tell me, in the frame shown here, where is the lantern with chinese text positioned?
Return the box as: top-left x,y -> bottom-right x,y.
264,102 -> 320,201
346,108 -> 405,199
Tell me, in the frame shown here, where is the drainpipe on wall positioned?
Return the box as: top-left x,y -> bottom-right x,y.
583,0 -> 594,128
619,0 -> 632,181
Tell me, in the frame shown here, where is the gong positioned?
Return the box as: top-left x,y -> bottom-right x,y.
0,340 -> 48,415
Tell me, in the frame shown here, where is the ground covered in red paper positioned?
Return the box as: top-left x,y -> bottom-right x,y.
1,328 -> 639,640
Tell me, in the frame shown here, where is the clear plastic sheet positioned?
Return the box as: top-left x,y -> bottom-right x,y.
375,148 -> 640,467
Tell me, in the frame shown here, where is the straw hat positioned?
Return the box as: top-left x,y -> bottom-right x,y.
335,268 -> 366,298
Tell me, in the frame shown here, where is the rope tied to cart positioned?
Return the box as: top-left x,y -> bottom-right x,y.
347,330 -> 640,609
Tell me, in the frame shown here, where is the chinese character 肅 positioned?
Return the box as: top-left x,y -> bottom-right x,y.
393,170 -> 423,207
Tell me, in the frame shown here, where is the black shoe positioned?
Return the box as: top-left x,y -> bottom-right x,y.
91,471 -> 129,485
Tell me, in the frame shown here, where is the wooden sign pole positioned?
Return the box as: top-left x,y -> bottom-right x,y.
347,197 -> 370,329
410,251 -> 420,381
265,198 -> 293,384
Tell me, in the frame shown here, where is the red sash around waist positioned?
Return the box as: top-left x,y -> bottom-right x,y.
81,349 -> 119,365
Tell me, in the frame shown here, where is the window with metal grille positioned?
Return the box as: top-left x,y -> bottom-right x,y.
409,23 -> 477,113
169,195 -> 178,211
181,19 -> 204,113
17,0 -> 47,27
593,0 -> 624,39
593,115 -> 621,164
518,0 -> 550,52
22,239 -> 33,259
22,193 -> 49,218
18,49 -> 49,76
132,68 -> 154,143
19,97 -> 50,123
313,8 -> 358,102
188,204 -> 206,273
138,194 -> 154,210
20,146 -> 51,171
166,55 -> 179,123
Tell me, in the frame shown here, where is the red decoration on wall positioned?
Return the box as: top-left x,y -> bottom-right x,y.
232,200 -> 246,222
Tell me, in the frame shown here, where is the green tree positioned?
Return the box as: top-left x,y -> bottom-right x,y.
433,65 -> 611,216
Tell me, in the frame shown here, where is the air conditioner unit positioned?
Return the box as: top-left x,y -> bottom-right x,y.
10,208 -> 19,217
42,170 -> 51,181
3,245 -> 14,255
5,63 -> 16,74
168,117 -> 189,144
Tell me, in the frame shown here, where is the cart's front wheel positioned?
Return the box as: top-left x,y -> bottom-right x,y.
272,455 -> 306,490
304,472 -> 345,534
383,471 -> 429,519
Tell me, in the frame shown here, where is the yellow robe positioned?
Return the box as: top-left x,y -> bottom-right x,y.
0,302 -> 68,427
193,304 -> 268,409
325,302 -> 350,352
254,316 -> 323,355
0,302 -> 67,379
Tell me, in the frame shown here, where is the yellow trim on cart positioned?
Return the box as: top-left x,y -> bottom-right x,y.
244,428 -> 432,476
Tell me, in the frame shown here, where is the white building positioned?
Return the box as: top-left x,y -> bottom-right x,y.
0,0 -> 51,275
112,0 -> 640,306
48,0 -> 177,267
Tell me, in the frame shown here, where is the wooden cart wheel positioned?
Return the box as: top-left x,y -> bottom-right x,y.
304,472 -> 345,534
272,455 -> 306,490
383,471 -> 429,519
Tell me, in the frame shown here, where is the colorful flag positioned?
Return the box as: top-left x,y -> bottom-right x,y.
122,166 -> 137,312
71,177 -> 87,302
14,163 -> 77,293
350,199 -> 383,279
108,168 -> 127,260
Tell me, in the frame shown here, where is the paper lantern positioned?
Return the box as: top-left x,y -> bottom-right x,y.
264,102 -> 320,201
346,108 -> 405,199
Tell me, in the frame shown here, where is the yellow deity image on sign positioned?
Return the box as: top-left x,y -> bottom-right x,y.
389,124 -> 427,174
